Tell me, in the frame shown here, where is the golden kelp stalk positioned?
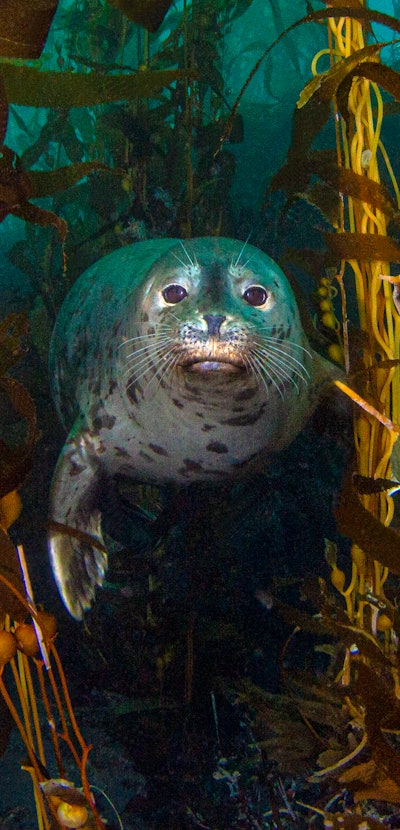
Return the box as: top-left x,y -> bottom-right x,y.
0,494 -> 111,830
226,2 -> 400,660
309,6 -> 400,654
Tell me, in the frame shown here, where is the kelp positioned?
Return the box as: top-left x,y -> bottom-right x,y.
335,469 -> 400,575
228,677 -> 347,774
320,815 -> 387,830
0,64 -> 196,108
0,529 -> 25,622
0,376 -> 38,499
0,72 -> 7,146
4,1 -> 400,824
268,5 -> 400,594
0,315 -> 38,564
28,160 -> 121,198
0,314 -> 37,620
297,42 -> 382,108
0,0 -> 58,59
217,6 -> 400,151
0,312 -> 29,376
0,545 -> 111,828
353,472 -> 400,494
324,232 -> 400,262
230,6 -> 400,815
271,152 -> 399,221
105,0 -> 174,32
0,17 -> 199,247
338,760 -> 400,805
355,663 -> 400,777
0,0 -> 238,257
0,146 -> 120,238
337,61 -> 400,130
0,145 -> 68,240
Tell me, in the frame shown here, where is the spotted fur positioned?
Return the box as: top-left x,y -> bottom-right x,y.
48,237 -> 336,618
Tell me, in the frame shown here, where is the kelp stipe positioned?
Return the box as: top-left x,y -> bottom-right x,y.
0,315 -> 116,829
275,6 -> 400,645
252,1 -> 400,808
0,535 -> 114,829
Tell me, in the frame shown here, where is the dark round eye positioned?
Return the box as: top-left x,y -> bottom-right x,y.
243,285 -> 268,307
162,284 -> 188,304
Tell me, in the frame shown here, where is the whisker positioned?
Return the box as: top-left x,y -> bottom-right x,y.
124,343 -> 175,383
259,334 -> 313,361
180,240 -> 198,270
156,350 -> 181,390
241,252 -> 256,270
126,354 -> 166,390
251,344 -> 300,385
251,343 -> 310,384
124,352 -> 173,383
251,348 -> 308,391
162,309 -> 184,326
246,353 -> 284,399
123,336 -> 175,362
171,250 -> 192,270
249,351 -> 285,399
118,325 -> 176,349
140,346 -> 181,393
246,324 -> 314,356
253,352 -> 301,393
123,346 -> 176,377
241,353 -> 263,389
231,232 -> 251,270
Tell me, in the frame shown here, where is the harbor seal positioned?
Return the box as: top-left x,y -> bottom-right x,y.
48,236 -> 337,618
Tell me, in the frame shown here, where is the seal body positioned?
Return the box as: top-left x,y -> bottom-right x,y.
49,237 -> 336,618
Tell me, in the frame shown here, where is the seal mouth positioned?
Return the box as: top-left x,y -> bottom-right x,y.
182,356 -> 246,373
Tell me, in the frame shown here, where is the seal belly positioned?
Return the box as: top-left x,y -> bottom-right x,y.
48,237 -> 337,617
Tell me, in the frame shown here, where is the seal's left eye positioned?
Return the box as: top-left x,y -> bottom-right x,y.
243,286 -> 268,307
162,284 -> 188,304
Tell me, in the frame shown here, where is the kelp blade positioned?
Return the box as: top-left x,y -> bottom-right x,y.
0,0 -> 58,59
105,0 -> 173,32
0,66 -> 196,108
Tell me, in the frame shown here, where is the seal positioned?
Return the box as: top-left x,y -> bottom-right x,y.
48,236 -> 337,618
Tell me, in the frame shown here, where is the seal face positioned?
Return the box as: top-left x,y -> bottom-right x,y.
48,237 -> 336,618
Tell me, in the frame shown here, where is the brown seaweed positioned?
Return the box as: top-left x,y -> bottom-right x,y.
0,0 -> 58,59
106,0 -> 174,32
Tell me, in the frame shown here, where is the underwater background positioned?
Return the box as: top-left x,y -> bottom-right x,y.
0,0 -> 400,828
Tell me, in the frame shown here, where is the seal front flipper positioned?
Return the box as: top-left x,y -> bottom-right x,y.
48,425 -> 108,619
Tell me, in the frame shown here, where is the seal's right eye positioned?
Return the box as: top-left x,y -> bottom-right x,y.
162,284 -> 188,304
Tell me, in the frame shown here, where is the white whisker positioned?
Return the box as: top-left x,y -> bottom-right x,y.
124,343 -> 177,384
251,347 -> 300,392
140,346 -> 181,393
251,343 -> 310,385
123,336 -> 174,362
124,347 -> 173,378
231,233 -> 251,270
259,333 -> 313,360
241,253 -> 256,270
180,240 -> 198,270
249,351 -> 285,399
118,325 -> 176,349
156,350 -> 181,390
171,250 -> 192,270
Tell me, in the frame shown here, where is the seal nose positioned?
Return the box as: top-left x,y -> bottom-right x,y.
203,314 -> 226,337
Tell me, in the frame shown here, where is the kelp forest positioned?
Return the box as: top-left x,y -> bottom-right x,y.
0,0 -> 400,827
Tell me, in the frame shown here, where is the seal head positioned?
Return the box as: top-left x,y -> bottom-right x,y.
48,237 -> 337,618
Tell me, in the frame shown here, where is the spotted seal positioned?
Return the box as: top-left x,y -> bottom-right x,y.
48,236 -> 337,618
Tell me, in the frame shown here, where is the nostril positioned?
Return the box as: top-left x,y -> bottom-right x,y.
203,314 -> 226,337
